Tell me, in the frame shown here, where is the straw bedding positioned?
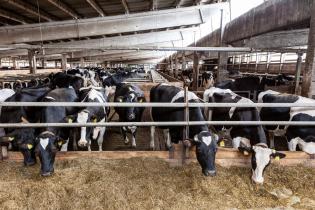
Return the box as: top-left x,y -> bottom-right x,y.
0,158 -> 314,210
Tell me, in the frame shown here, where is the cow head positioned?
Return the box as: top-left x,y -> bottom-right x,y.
238,143 -> 286,184
1,128 -> 36,166
75,110 -> 93,148
185,131 -> 218,176
35,131 -> 65,176
116,93 -> 145,121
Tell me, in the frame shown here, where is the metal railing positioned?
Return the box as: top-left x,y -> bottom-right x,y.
0,101 -> 315,128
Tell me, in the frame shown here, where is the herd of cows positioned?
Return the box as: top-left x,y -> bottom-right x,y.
0,67 -> 314,185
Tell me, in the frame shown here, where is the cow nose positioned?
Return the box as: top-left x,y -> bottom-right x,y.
41,171 -> 52,177
203,170 -> 216,177
128,114 -> 135,119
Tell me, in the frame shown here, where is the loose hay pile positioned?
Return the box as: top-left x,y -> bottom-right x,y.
0,158 -> 314,210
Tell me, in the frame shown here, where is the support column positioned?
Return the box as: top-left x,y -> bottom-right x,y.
28,50 -> 37,74
41,58 -> 47,68
12,57 -> 17,70
295,52 -> 304,95
301,0 -> 315,98
174,54 -> 179,78
192,52 -> 200,90
182,53 -> 186,70
170,57 -> 174,76
54,60 -> 58,69
80,57 -> 85,67
61,54 -> 67,70
217,9 -> 229,82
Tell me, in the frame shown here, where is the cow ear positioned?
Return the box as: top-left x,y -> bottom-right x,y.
238,146 -> 253,156
54,137 -> 65,148
65,114 -> 77,123
193,135 -> 201,145
138,97 -> 146,103
116,96 -> 123,102
271,152 -> 286,160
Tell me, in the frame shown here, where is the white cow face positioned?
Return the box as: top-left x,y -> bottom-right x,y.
239,144 -> 286,184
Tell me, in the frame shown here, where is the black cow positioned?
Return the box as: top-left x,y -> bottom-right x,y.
259,90 -> 315,154
261,74 -> 294,87
204,87 -> 285,184
36,88 -> 78,176
76,87 -> 108,151
215,76 -> 266,99
50,72 -> 84,94
0,87 -> 51,166
150,84 -> 218,176
114,84 -> 145,148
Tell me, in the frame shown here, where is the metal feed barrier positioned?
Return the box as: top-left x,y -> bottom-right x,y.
0,93 -> 315,167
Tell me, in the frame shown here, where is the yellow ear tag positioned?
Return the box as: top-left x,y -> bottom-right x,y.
68,118 -> 73,123
58,141 -> 63,146
275,156 -> 280,161
8,137 -> 14,141
27,144 -> 33,150
272,149 -> 276,153
243,151 -> 249,156
93,119 -> 97,123
219,141 -> 225,147
119,98 -> 123,102
139,98 -> 143,103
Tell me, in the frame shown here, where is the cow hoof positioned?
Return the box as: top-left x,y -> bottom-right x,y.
78,141 -> 88,147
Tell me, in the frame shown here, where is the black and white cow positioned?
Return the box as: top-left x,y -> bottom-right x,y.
204,87 -> 285,184
36,88 -> 78,176
201,71 -> 214,88
259,90 -> 315,154
0,87 -> 51,166
150,84 -> 218,176
76,87 -> 108,151
114,84 -> 146,148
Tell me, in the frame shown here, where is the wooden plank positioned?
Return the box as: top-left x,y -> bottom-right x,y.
4,148 -> 314,168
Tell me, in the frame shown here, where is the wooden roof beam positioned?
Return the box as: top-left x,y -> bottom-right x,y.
4,0 -> 57,21
47,0 -> 81,19
86,0 -> 106,17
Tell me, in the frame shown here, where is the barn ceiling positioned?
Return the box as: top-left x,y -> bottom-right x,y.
0,0 -> 228,63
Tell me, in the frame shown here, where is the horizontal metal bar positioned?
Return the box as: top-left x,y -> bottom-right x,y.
0,121 -> 314,128
0,102 -> 315,108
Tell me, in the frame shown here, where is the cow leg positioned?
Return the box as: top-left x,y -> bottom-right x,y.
97,127 -> 106,151
288,137 -> 301,151
163,129 -> 172,150
131,129 -> 137,148
268,131 -> 275,148
60,139 -> 69,152
150,126 -> 155,150
121,127 -> 129,144
87,140 -> 92,152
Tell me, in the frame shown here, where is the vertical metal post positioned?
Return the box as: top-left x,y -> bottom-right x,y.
61,54 -> 67,70
295,52 -> 304,95
302,0 -> 315,97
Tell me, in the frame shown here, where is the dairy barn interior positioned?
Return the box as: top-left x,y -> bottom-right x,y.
0,0 -> 315,209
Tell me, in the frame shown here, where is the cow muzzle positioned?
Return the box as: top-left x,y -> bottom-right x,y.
203,170 -> 216,177
78,139 -> 88,147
